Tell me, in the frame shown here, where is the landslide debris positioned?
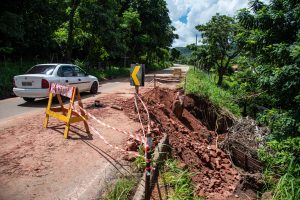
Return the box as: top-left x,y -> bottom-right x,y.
121,88 -> 241,199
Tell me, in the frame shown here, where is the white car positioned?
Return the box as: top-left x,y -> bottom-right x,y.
13,63 -> 99,102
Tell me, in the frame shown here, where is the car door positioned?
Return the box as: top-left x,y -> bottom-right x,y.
73,66 -> 91,91
57,65 -> 81,90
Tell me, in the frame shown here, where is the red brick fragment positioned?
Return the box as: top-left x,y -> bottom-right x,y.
209,150 -> 217,158
222,158 -> 231,164
203,153 -> 210,163
221,163 -> 232,170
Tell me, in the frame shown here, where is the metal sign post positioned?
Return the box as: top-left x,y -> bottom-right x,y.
130,64 -> 151,199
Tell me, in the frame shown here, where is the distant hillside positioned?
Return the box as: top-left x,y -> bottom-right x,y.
175,47 -> 192,57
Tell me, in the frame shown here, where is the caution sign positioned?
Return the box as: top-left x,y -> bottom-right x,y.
130,64 -> 145,87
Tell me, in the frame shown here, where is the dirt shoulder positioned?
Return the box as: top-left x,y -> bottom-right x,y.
0,91 -> 142,200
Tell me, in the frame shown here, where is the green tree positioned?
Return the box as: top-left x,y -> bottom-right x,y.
131,0 -> 177,65
195,14 -> 240,85
170,48 -> 180,61
66,0 -> 80,62
120,7 -> 142,63
234,2 -> 300,196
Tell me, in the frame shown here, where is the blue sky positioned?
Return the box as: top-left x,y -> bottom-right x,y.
166,0 -> 269,47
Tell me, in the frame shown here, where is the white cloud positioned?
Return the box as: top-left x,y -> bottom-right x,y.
166,0 -> 251,47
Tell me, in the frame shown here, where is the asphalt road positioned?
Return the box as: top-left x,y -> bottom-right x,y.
0,64 -> 189,121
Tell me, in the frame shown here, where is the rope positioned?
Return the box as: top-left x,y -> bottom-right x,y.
73,105 -> 145,143
71,106 -> 142,158
136,93 -> 151,134
134,94 -> 146,145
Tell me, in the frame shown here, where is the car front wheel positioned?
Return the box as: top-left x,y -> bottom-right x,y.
23,97 -> 35,102
90,82 -> 98,94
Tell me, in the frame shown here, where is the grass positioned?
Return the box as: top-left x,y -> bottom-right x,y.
162,159 -> 204,200
263,159 -> 300,200
272,172 -> 300,200
184,67 -> 240,116
105,176 -> 137,200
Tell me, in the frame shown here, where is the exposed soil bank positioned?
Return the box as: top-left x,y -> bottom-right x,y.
122,88 -> 251,199
184,94 -> 235,134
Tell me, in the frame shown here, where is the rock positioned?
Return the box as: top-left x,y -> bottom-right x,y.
172,100 -> 184,118
222,158 -> 231,164
230,169 -> 238,176
220,175 -> 226,182
261,192 -> 273,200
111,105 -> 123,110
211,157 -> 217,165
126,141 -> 137,151
198,188 -> 205,197
203,154 -> 210,163
152,128 -> 159,133
216,159 -> 221,169
209,150 -> 217,158
216,149 -> 223,156
221,163 -> 232,170
178,162 -> 188,170
235,194 -> 239,198
210,145 -> 217,150
122,154 -> 136,162
209,179 -> 217,189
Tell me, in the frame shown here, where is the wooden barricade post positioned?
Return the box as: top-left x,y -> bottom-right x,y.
44,83 -> 90,139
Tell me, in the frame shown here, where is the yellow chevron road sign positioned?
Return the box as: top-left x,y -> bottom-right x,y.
130,64 -> 145,87
132,65 -> 140,86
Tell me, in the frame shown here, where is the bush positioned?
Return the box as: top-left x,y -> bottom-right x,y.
257,109 -> 299,139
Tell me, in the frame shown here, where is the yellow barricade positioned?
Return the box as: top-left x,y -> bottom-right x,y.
173,68 -> 182,78
44,83 -> 90,139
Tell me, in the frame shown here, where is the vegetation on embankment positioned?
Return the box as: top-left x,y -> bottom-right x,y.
105,176 -> 137,200
161,159 -> 203,200
183,1 -> 300,199
185,68 -> 240,116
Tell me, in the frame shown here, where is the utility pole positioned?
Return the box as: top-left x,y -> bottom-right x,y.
196,34 -> 198,46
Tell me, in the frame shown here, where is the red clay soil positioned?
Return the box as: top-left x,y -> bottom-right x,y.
121,88 -> 242,199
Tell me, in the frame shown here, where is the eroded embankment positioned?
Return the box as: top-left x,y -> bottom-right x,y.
121,88 -> 241,199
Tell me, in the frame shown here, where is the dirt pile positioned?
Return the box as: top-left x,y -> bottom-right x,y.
121,88 -> 241,199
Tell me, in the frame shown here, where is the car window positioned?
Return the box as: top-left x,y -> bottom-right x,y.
73,66 -> 86,77
59,66 -> 74,77
26,65 -> 56,75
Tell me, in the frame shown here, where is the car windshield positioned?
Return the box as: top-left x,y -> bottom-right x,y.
26,65 -> 56,75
